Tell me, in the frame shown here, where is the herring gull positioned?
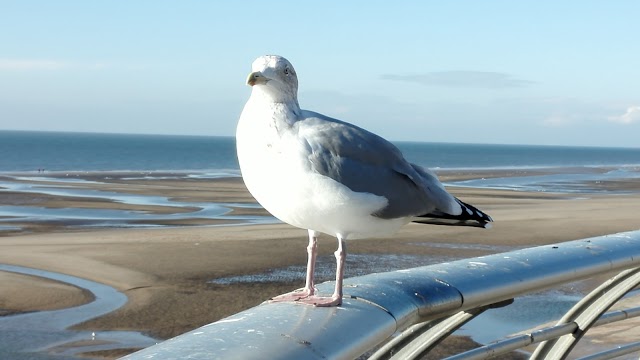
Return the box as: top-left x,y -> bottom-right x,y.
236,55 -> 492,306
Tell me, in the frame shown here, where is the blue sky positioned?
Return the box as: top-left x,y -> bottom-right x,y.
1,1 -> 639,147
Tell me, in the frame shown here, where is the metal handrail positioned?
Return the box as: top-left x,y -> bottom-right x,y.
576,341 -> 640,360
122,230 -> 640,360
532,267 -> 640,359
443,304 -> 640,360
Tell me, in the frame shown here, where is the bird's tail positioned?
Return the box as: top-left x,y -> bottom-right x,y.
413,198 -> 493,228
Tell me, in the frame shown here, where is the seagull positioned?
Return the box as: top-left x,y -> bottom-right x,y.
236,55 -> 492,306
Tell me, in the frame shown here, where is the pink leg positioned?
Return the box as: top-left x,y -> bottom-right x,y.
270,230 -> 319,302
286,234 -> 346,307
314,235 -> 345,306
303,230 -> 319,294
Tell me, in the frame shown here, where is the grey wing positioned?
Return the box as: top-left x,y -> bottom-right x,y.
295,111 -> 461,219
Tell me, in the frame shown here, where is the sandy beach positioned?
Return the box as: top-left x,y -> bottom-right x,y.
1,169 -> 640,359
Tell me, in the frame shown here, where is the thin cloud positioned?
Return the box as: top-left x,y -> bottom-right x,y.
0,58 -> 113,71
381,71 -> 533,89
542,114 -> 578,127
608,105 -> 640,124
0,59 -> 68,71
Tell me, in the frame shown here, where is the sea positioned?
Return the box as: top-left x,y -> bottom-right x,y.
2,130 -> 640,173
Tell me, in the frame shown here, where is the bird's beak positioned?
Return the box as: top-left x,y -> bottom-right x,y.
246,71 -> 269,86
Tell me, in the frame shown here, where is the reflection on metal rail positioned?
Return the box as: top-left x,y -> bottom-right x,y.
122,230 -> 640,360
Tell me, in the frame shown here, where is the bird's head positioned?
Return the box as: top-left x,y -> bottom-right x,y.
246,55 -> 298,104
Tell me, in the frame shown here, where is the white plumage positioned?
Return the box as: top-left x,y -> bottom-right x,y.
236,55 -> 492,306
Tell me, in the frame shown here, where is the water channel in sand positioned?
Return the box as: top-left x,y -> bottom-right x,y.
0,264 -> 158,360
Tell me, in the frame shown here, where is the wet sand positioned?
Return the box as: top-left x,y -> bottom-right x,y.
1,170 -> 640,358
0,271 -> 94,316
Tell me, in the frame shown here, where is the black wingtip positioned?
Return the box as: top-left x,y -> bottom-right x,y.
456,198 -> 493,223
413,198 -> 493,228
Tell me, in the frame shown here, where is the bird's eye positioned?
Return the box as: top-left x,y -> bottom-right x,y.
284,68 -> 289,75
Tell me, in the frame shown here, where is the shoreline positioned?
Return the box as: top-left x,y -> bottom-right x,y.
1,168 -> 640,359
1,165 -> 639,235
